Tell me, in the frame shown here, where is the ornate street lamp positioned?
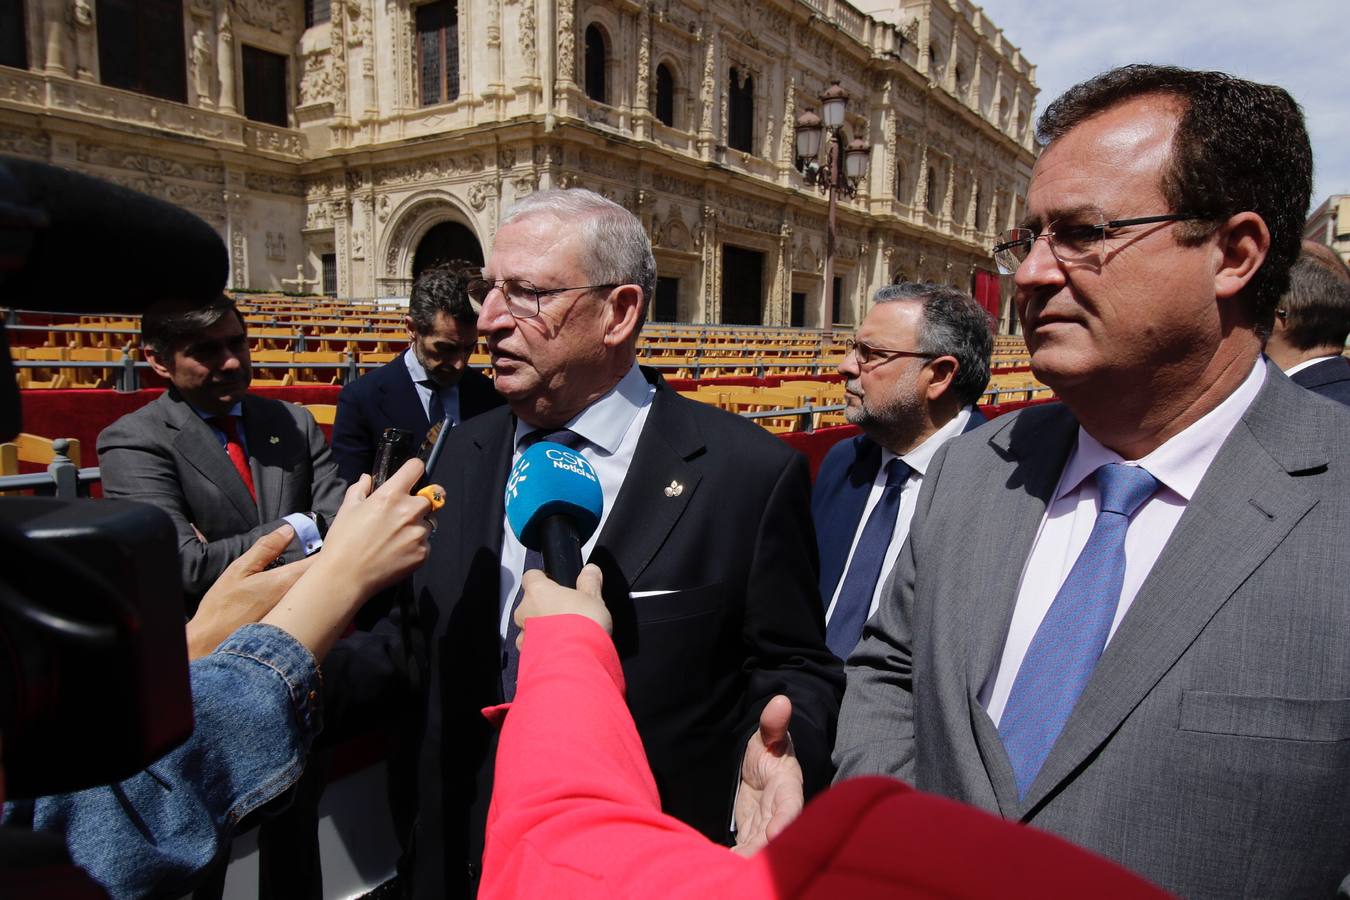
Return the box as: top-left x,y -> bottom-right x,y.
795,80 -> 871,334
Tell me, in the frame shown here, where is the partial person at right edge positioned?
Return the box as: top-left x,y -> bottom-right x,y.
1264,242 -> 1350,405
331,265 -> 505,486
812,283 -> 991,661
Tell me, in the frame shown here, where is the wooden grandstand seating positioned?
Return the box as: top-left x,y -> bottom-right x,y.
65,347 -> 122,389
302,404 -> 337,426
293,351 -> 347,385
1,434 -> 82,485
359,351 -> 399,365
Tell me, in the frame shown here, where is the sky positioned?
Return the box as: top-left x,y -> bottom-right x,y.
974,0 -> 1348,208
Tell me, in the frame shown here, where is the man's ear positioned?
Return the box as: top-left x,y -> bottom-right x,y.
602,285 -> 645,348
142,345 -> 174,380
924,356 -> 959,402
1213,211 -> 1270,302
404,315 -> 417,342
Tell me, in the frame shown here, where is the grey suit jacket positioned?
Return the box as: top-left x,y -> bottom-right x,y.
834,360 -> 1350,898
97,390 -> 346,605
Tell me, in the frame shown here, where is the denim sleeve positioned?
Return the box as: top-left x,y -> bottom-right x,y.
5,623 -> 324,899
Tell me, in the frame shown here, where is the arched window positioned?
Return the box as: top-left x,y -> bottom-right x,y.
655,63 -> 675,127
926,167 -> 938,215
728,66 -> 754,153
974,184 -> 985,231
894,160 -> 905,202
584,24 -> 607,103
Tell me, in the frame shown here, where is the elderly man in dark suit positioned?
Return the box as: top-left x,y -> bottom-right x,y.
98,296 -> 345,608
328,188 -> 843,898
1264,243 -> 1350,405
812,282 -> 990,661
833,65 -> 1350,898
331,265 -> 504,485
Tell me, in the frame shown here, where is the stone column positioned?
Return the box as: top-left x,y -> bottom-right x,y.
44,0 -> 69,75
218,11 -> 237,113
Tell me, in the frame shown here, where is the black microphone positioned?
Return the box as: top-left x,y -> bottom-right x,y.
503,440 -> 604,587
0,154 -> 229,313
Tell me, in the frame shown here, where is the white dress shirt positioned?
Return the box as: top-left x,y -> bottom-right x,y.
1284,354 -> 1343,377
825,406 -> 975,624
980,359 -> 1266,724
497,363 -> 655,638
403,347 -> 461,427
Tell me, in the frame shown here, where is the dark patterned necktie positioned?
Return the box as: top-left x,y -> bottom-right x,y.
501,427 -> 586,700
825,457 -> 910,659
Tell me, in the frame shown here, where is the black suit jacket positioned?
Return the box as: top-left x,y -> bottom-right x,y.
330,356 -> 504,484
328,368 -> 843,897
1289,356 -> 1350,407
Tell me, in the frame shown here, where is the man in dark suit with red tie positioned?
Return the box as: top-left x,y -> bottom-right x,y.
811,282 -> 991,660
331,265 -> 504,485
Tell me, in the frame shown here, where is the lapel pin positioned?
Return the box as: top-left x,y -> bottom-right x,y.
663,480 -> 684,498
269,436 -> 280,444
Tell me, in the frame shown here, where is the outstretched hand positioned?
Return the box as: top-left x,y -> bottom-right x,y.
260,459 -> 436,661
317,460 -> 436,598
732,694 -> 804,857
515,564 -> 610,648
187,523 -> 315,660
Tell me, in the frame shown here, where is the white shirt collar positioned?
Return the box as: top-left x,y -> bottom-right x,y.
879,405 -> 974,476
403,346 -> 432,384
1284,354 -> 1343,377
1056,358 -> 1266,503
512,363 -> 653,455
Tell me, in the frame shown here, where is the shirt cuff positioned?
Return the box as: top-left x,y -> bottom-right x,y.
283,512 -> 324,555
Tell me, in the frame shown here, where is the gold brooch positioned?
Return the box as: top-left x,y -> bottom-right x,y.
663,480 -> 684,497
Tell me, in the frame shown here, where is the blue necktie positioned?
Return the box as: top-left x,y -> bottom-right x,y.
423,379 -> 446,429
501,428 -> 585,700
998,462 -> 1159,799
825,457 -> 911,660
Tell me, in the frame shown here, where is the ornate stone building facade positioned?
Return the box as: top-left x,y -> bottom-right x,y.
0,0 -> 1036,329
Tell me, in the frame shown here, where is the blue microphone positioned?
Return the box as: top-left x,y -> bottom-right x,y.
504,441 -> 604,587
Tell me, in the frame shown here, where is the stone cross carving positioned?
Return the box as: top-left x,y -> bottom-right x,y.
280,264 -> 320,294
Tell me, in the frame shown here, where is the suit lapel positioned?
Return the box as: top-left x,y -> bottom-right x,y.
1022,370 -> 1325,814
243,395 -> 287,523
383,358 -> 432,435
959,406 -> 1078,815
592,377 -> 703,588
166,393 -> 258,525
817,438 -> 880,599
455,412 -> 513,564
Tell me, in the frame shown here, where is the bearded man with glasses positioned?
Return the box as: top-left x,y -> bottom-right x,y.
832,65 -> 1350,897
325,188 -> 842,898
811,283 -> 992,663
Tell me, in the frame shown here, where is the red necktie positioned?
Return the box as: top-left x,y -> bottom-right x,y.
210,414 -> 257,503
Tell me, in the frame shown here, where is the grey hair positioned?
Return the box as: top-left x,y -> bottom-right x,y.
501,188 -> 657,319
872,282 -> 994,406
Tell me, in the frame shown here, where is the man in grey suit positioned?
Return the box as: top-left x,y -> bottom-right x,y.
833,64 -> 1350,898
98,297 -> 345,610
